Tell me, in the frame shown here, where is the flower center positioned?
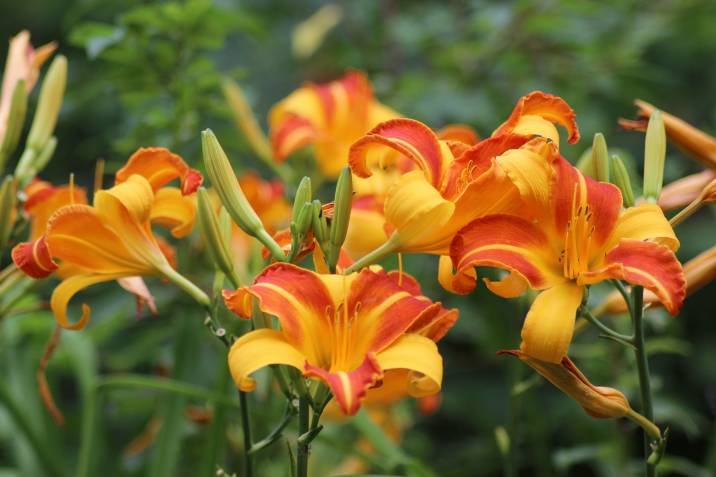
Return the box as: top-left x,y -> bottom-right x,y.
560,186 -> 595,280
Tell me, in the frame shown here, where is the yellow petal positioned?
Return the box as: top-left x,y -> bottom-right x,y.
384,170 -> 455,252
603,203 -> 679,253
227,328 -> 307,392
520,282 -> 584,363
509,115 -> 561,146
344,199 -> 388,259
374,333 -> 442,398
150,187 -> 196,238
51,273 -> 128,330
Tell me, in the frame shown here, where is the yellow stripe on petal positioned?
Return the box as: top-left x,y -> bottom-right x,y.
51,273 -> 128,330
150,187 -> 196,238
384,170 -> 454,252
520,282 -> 584,363
603,203 -> 679,253
375,333 -> 443,398
227,329 -> 306,392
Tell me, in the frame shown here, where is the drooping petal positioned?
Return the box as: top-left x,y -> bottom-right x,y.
579,239 -> 685,316
117,276 -> 158,315
227,328 -> 307,392
438,254 -> 478,294
520,282 -> 584,363
12,236 -> 58,278
149,187 -> 196,238
305,354 -> 383,416
383,170 -> 455,252
115,147 -> 203,195
374,333 -> 443,398
51,273 -> 128,330
602,203 -> 679,253
450,215 -> 564,295
350,119 -> 451,188
500,350 -> 631,419
492,91 -> 580,146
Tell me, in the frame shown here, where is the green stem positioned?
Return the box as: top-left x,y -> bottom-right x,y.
255,228 -> 287,262
0,384 -> 68,477
581,307 -> 634,343
343,235 -> 400,274
296,396 -> 310,477
669,197 -> 703,227
161,266 -> 211,309
249,403 -> 296,455
239,390 -> 254,477
631,286 -> 657,477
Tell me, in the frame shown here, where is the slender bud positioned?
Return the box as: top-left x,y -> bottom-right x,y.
197,188 -> 237,283
0,176 -> 17,251
610,154 -> 635,207
292,176 -> 312,224
591,133 -> 609,182
643,110 -> 666,201
222,78 -> 272,162
0,80 -> 28,171
295,201 -> 313,237
311,199 -> 327,246
202,129 -> 286,261
26,55 -> 67,152
327,167 -> 353,267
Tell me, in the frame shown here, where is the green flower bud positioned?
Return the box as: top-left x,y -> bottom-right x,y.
643,110 -> 666,201
311,199 -> 328,246
202,129 -> 285,261
292,176 -> 312,224
327,167 -> 353,268
295,201 -> 313,237
197,187 -> 239,286
26,55 -> 66,153
0,176 -> 17,252
0,80 -> 28,172
591,133 -> 609,183
610,154 -> 635,207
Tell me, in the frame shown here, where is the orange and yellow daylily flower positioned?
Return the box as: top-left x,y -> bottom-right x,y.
450,156 -> 686,363
12,148 -> 201,329
0,30 -> 56,143
269,70 -> 399,177
23,179 -> 87,240
223,263 -> 449,415
347,92 -> 579,259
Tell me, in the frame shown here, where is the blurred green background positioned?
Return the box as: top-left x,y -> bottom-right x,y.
1,0 -> 715,476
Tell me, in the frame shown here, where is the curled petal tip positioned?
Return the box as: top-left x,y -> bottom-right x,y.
12,237 -> 58,278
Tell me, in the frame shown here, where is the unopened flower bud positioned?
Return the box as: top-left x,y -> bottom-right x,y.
0,176 -> 17,251
610,154 -> 635,207
591,133 -> 609,183
311,199 -> 328,246
643,110 -> 666,201
0,80 -> 28,171
222,78 -> 272,162
26,55 -> 66,153
327,167 -> 352,267
197,187 -> 239,285
292,176 -> 312,224
295,201 -> 313,237
202,129 -> 285,261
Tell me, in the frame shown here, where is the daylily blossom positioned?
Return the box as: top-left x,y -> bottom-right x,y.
12,148 -> 201,329
0,30 -> 56,144
346,92 -> 579,265
269,70 -> 399,177
223,263 -> 448,415
450,157 -> 685,363
23,179 -> 87,241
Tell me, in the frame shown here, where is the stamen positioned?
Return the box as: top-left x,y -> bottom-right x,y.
398,253 -> 404,287
69,173 -> 75,205
94,159 -> 105,193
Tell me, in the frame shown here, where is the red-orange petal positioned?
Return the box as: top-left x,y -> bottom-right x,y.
12,236 -> 58,278
493,91 -> 580,144
115,147 -> 203,195
450,214 -> 563,295
579,239 -> 685,316
349,118 -> 445,188
304,354 -> 383,416
437,124 -> 480,145
270,113 -> 317,162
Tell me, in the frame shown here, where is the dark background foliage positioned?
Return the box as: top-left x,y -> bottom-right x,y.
1,0 -> 715,476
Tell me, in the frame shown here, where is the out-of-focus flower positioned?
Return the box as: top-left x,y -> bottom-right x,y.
224,263 -> 446,415
451,157 -> 685,363
597,244 -> 716,315
0,30 -> 56,144
347,92 -> 578,261
269,70 -> 399,177
12,148 -> 202,329
620,99 -> 716,170
292,4 -> 343,59
659,170 -> 716,212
